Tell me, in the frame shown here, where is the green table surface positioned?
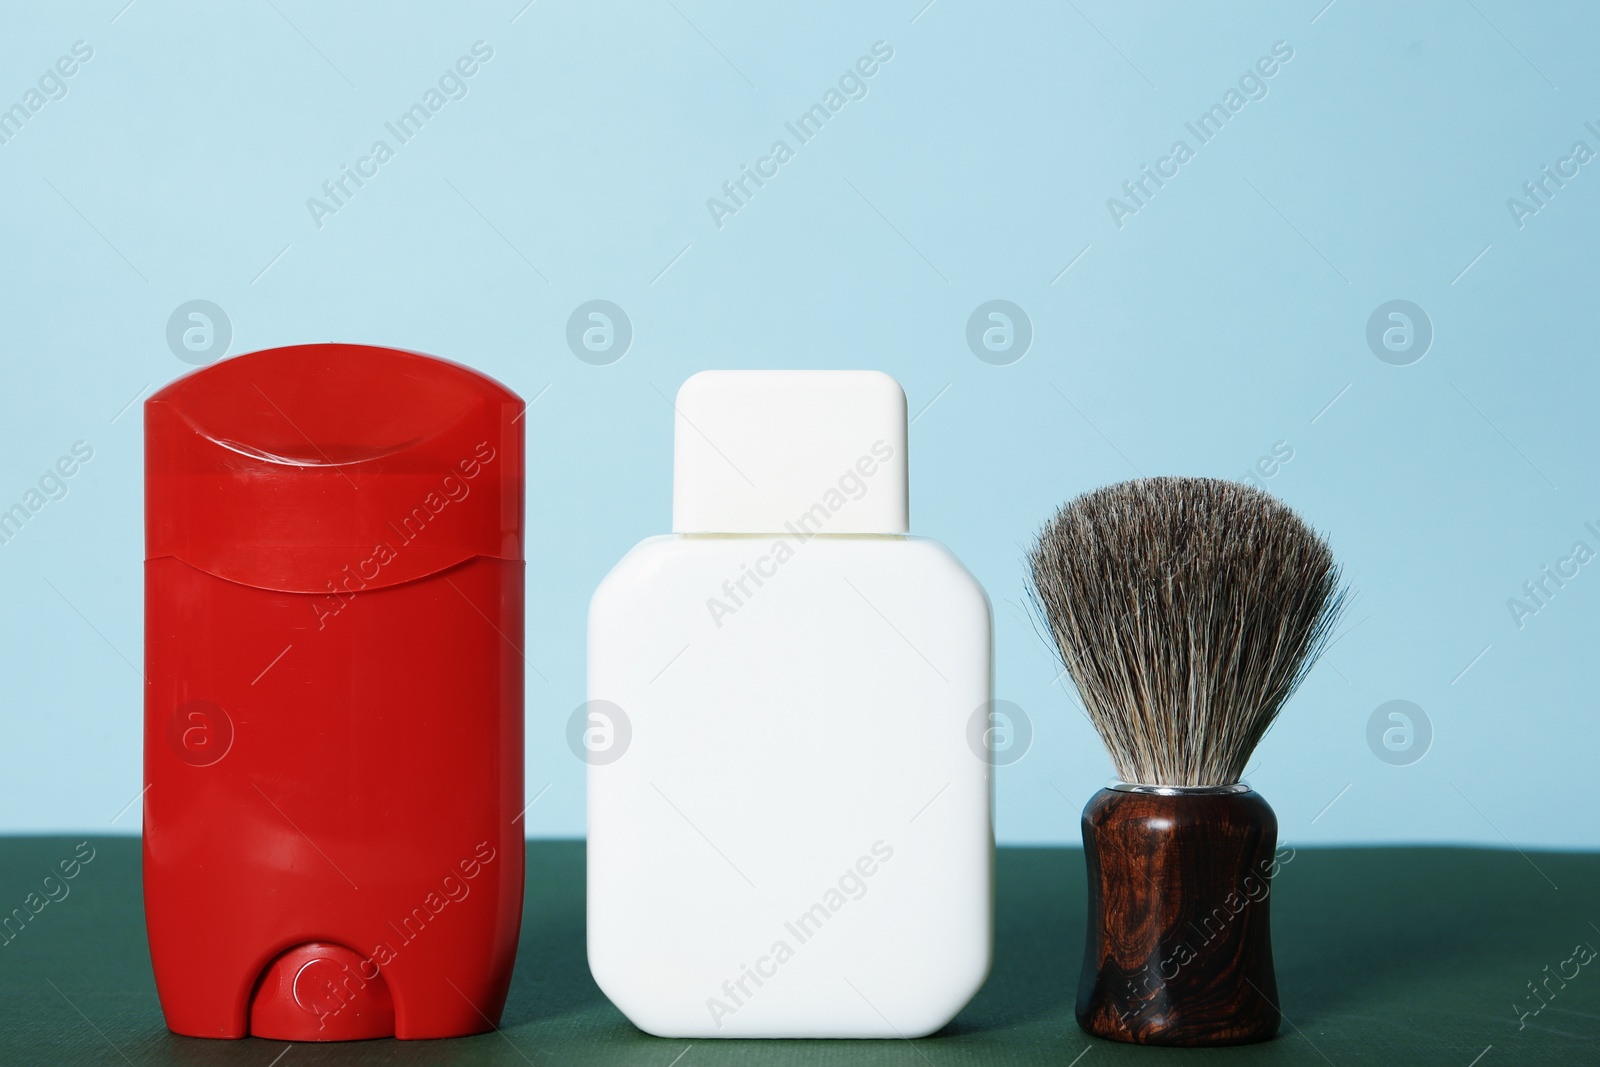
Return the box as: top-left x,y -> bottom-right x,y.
2,838 -> 1596,1065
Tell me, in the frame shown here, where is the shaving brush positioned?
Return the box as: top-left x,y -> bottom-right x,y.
1028,477 -> 1346,1046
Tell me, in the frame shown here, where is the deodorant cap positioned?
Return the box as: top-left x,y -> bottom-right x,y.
671,370 -> 909,535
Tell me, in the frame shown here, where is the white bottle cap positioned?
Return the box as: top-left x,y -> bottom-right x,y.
671,370 -> 909,535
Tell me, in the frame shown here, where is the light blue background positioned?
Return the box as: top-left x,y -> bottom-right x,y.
3,1 -> 1596,849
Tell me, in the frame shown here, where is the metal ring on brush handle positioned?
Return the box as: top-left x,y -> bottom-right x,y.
1108,781 -> 1254,796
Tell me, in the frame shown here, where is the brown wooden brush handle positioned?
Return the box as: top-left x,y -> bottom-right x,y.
1077,786 -> 1281,1046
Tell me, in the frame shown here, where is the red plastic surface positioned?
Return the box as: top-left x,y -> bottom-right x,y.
143,344 -> 525,1040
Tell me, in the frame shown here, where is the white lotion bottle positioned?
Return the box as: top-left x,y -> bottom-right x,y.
587,370 -> 993,1038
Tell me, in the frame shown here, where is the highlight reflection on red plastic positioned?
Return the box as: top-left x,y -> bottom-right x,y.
143,343 -> 524,1040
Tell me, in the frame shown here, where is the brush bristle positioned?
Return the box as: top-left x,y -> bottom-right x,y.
1028,477 -> 1347,787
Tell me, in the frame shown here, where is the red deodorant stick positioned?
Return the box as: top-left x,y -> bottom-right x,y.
143,343 -> 524,1040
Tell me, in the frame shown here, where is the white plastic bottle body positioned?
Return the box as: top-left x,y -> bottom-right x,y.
587,533 -> 993,1038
